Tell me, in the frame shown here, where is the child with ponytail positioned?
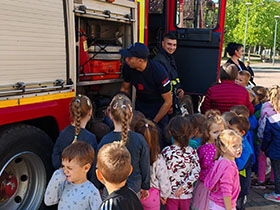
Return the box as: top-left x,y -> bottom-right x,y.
134,119 -> 171,209
205,130 -> 243,210
52,95 -> 97,169
192,111 -> 225,210
162,115 -> 200,210
98,94 -> 150,198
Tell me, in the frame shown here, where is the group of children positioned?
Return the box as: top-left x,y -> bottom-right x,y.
43,73 -> 280,210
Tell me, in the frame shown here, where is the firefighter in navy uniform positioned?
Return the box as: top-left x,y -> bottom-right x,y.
120,43 -> 172,133
153,33 -> 184,116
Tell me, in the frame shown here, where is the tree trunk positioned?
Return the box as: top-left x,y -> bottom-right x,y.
248,46 -> 251,61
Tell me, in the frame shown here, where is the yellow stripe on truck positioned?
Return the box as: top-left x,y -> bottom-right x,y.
137,0 -> 146,43
0,92 -> 75,108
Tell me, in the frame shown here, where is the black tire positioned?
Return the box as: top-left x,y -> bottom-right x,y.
0,124 -> 54,210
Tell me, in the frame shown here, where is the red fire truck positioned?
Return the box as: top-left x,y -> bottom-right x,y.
0,0 -> 225,209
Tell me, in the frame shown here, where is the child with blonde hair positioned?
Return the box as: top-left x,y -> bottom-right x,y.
52,95 -> 97,169
205,130 -> 243,210
255,86 -> 279,188
261,86 -> 280,202
97,140 -> 143,209
162,116 -> 200,210
192,113 -> 225,210
45,142 -> 101,210
134,119 -> 171,209
98,94 -> 150,198
235,70 -> 251,88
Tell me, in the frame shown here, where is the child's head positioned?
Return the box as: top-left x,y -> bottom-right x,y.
269,85 -> 280,113
70,95 -> 93,142
130,110 -> 145,130
252,86 -> 267,104
168,115 -> 193,148
235,71 -> 250,87
215,129 -> 242,160
219,63 -> 238,81
201,115 -> 225,145
96,142 -> 132,185
62,141 -> 95,184
205,109 -> 221,118
221,111 -> 237,128
230,105 -> 250,118
109,94 -> 133,143
190,113 -> 207,139
134,119 -> 160,166
228,115 -> 250,137
90,121 -> 110,143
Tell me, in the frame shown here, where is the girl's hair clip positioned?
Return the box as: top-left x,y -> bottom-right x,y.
207,114 -> 213,118
113,103 -> 118,109
121,104 -> 126,109
75,98 -> 81,103
145,123 -> 148,128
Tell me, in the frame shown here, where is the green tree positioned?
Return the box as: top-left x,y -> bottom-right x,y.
224,0 -> 280,51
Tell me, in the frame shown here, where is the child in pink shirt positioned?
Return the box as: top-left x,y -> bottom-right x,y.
192,111 -> 225,210
205,129 -> 242,210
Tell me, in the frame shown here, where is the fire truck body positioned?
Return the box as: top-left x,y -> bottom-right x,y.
0,0 -> 224,209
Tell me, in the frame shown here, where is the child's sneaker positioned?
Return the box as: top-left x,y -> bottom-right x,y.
252,180 -> 266,189
264,192 -> 280,203
266,180 -> 275,189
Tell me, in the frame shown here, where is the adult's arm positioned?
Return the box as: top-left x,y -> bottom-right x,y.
120,81 -> 130,95
153,91 -> 172,123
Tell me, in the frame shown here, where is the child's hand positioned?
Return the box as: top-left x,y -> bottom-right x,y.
174,186 -> 184,198
140,189 -> 149,200
160,197 -> 167,205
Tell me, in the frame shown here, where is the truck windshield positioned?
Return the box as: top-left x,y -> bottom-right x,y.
176,0 -> 219,29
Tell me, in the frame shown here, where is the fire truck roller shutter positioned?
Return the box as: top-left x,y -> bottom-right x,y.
0,125 -> 53,210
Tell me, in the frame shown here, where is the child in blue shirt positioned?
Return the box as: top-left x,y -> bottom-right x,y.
229,115 -> 253,210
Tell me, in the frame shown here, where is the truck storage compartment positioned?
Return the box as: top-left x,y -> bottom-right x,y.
80,60 -> 121,81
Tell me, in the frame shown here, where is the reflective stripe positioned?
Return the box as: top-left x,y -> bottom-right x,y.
0,91 -> 74,108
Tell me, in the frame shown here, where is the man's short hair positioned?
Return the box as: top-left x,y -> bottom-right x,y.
163,32 -> 177,41
97,142 -> 131,184
219,63 -> 238,81
62,141 -> 95,166
238,70 -> 251,80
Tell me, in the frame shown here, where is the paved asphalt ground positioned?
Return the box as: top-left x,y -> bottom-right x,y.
251,62 -> 280,88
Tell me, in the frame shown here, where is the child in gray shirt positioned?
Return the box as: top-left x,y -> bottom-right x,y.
44,142 -> 101,210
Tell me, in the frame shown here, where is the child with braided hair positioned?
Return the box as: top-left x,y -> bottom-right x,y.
98,94 -> 150,198
52,95 -> 98,170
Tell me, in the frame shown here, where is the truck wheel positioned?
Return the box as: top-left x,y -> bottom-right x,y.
0,125 -> 54,210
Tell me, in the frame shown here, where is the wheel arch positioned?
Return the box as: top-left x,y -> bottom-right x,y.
0,116 -> 60,143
